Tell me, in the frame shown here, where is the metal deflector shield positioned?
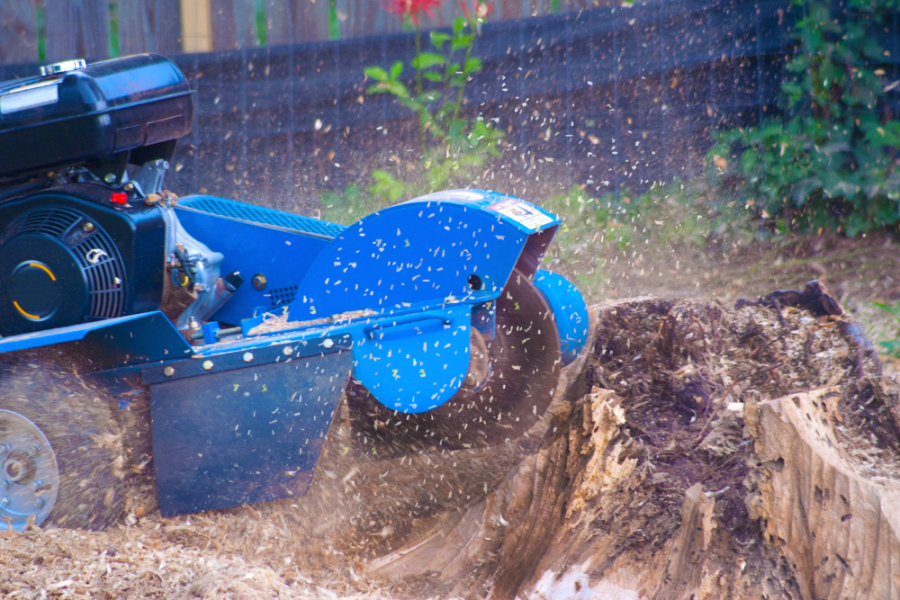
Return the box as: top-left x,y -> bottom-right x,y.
149,350 -> 352,517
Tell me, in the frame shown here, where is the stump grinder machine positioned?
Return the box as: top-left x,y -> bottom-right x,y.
0,54 -> 587,530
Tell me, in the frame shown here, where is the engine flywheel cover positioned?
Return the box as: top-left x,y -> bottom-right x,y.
0,234 -> 89,335
10,260 -> 61,320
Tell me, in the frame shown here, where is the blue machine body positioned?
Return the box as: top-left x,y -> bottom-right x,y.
533,270 -> 590,365
0,189 -> 586,517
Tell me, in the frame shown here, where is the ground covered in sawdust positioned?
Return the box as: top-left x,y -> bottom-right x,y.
3,281 -> 898,599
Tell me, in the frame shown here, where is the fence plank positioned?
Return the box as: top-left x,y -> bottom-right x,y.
336,0 -> 392,39
118,0 -> 182,55
292,0 -> 329,42
45,0 -> 111,61
211,0 -> 256,49
265,0 -> 291,45
0,0 -> 37,64
496,0 -> 523,21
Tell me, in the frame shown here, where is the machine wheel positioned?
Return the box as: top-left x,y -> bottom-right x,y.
0,347 -> 124,530
347,270 -> 561,456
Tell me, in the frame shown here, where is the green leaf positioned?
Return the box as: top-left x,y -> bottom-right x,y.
369,80 -> 410,99
397,96 -> 424,111
423,72 -> 444,82
452,34 -> 475,51
781,81 -> 803,97
453,16 -> 466,34
739,149 -> 759,174
364,66 -> 388,82
389,61 -> 404,80
463,57 -> 483,74
411,52 -> 445,70
420,90 -> 442,103
430,32 -> 451,49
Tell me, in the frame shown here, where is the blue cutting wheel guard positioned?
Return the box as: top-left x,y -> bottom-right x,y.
533,270 -> 590,366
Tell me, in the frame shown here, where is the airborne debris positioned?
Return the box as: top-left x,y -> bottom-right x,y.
2,293 -> 898,600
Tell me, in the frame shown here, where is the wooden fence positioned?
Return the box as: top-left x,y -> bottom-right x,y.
0,0 -> 615,62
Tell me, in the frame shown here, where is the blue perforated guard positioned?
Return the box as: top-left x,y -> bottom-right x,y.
178,196 -> 347,239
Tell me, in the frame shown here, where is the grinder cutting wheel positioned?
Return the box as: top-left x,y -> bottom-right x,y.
0,54 -> 588,530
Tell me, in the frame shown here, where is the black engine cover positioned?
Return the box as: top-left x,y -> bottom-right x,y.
0,185 -> 166,336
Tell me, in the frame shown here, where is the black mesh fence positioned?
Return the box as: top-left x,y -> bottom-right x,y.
3,0 -> 898,208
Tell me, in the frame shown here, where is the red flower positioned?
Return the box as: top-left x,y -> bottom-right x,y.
460,0 -> 493,22
384,0 -> 443,25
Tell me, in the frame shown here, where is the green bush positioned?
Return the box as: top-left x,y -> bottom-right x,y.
709,0 -> 900,236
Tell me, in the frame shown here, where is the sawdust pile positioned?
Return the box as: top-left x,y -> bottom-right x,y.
2,284 -> 899,600
0,524 -> 386,599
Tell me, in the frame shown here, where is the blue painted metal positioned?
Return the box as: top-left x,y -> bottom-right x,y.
179,196 -> 346,239
150,347 -> 352,517
411,190 -> 560,236
289,190 -> 558,322
351,304 -> 472,413
143,334 -> 353,384
0,311 -> 192,368
174,196 -> 335,325
171,190 -> 564,414
533,270 -> 589,366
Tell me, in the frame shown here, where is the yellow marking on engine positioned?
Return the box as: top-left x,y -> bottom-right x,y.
13,301 -> 40,320
28,262 -> 56,281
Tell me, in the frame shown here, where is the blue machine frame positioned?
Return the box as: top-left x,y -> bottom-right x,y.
0,189 -> 588,517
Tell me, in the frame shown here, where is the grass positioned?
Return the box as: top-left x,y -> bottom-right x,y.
874,302 -> 900,358
539,179 -> 754,301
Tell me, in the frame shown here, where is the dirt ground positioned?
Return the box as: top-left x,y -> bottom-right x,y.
1,235 -> 899,600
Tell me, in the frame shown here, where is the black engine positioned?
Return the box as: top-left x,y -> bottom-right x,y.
0,186 -> 167,336
0,54 -> 198,337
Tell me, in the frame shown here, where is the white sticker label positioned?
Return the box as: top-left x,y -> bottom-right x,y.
418,190 -> 485,202
488,199 -> 553,230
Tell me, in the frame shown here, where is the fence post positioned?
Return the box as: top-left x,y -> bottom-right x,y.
292,0 -> 330,42
0,0 -> 38,64
45,0 -> 111,61
211,0 -> 257,49
181,0 -> 213,52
